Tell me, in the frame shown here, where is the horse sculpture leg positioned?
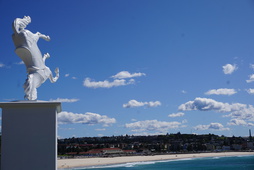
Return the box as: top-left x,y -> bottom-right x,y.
48,67 -> 59,83
43,53 -> 50,63
42,53 -> 59,83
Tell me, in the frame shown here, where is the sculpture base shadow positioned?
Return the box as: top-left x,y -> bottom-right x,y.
0,101 -> 61,170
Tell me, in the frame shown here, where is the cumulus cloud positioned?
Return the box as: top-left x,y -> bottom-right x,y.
194,123 -> 229,131
246,74 -> 254,83
224,105 -> 254,121
246,89 -> 254,94
123,100 -> 146,108
222,64 -> 237,74
168,112 -> 185,118
123,100 -> 161,108
205,88 -> 237,96
125,120 -> 183,132
83,71 -> 145,88
50,98 -> 79,103
228,119 -> 254,126
179,97 -> 254,122
58,111 -> 116,126
83,78 -> 135,88
111,71 -> 146,79
65,74 -> 70,77
178,97 -> 231,112
146,101 -> 162,107
228,119 -> 247,126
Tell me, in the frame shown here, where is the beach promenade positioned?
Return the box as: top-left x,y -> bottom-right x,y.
58,152 -> 254,169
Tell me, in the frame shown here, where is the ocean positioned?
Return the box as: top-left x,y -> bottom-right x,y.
60,155 -> 254,170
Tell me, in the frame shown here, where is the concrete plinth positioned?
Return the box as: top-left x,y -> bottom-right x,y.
0,101 -> 61,170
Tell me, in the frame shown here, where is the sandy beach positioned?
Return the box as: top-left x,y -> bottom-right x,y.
57,152 -> 254,169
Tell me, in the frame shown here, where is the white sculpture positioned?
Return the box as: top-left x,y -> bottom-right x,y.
12,16 -> 59,100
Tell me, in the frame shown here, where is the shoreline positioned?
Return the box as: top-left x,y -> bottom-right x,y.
57,151 -> 254,169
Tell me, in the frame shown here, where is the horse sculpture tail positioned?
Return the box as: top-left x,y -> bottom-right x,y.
24,74 -> 37,100
49,67 -> 59,83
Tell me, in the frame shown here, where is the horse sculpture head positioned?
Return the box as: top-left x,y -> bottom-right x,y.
12,16 -> 31,33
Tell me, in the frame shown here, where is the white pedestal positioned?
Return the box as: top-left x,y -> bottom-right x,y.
0,101 -> 61,170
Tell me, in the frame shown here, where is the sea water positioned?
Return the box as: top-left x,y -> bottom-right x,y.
60,155 -> 254,170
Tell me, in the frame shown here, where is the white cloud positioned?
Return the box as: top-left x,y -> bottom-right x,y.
250,64 -> 254,70
228,119 -> 247,126
194,123 -> 229,131
248,123 -> 254,126
246,88 -> 254,94
83,71 -> 145,88
178,97 -> 231,112
50,98 -> 79,103
125,120 -> 183,132
111,71 -> 146,79
181,90 -> 187,94
95,128 -> 106,131
0,63 -> 5,67
123,100 -> 146,108
14,61 -> 24,65
194,125 -> 209,130
205,88 -> 237,96
123,100 -> 161,108
65,74 -> 77,79
147,101 -> 161,107
222,64 -> 237,74
228,119 -> 254,127
179,97 -> 254,122
58,111 -> 116,126
225,105 -> 254,121
168,112 -> 185,118
246,74 -> 254,83
59,127 -> 75,130
83,78 -> 135,88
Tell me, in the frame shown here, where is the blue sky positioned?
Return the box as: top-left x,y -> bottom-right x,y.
1,0 -> 254,138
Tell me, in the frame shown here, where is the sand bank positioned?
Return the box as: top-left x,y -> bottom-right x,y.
57,152 -> 254,169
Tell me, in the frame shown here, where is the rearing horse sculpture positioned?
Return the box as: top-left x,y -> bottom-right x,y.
12,16 -> 59,100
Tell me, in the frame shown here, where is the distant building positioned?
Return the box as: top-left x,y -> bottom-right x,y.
222,145 -> 230,151
231,144 -> 242,151
206,144 -> 215,151
123,150 -> 136,155
247,142 -> 254,150
82,148 -> 124,156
